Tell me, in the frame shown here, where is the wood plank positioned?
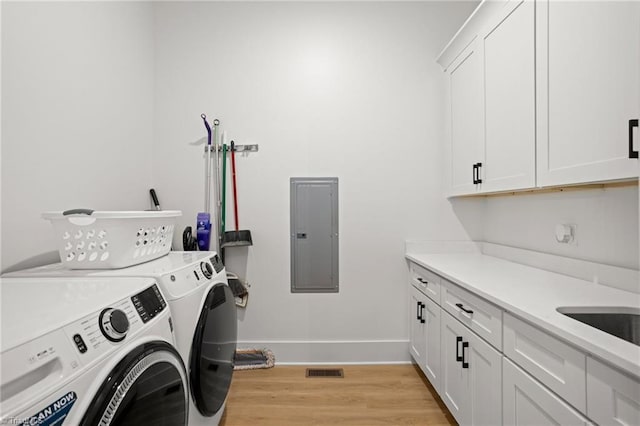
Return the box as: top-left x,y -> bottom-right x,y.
457,179 -> 639,198
220,364 -> 456,425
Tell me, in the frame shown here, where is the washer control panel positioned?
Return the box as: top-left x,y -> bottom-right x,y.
63,284 -> 165,364
160,255 -> 226,298
131,284 -> 167,323
211,254 -> 224,274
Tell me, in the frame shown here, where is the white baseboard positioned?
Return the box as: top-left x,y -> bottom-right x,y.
235,340 -> 411,364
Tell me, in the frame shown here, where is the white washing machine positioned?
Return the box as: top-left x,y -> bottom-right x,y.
6,251 -> 237,426
0,276 -> 189,425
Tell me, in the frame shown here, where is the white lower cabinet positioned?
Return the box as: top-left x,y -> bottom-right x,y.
442,278 -> 503,351
410,262 -> 441,302
467,330 -> 502,426
422,296 -> 441,391
503,358 -> 592,426
409,284 -> 441,391
586,357 -> 640,426
441,311 -> 502,425
409,284 -> 427,368
503,313 -> 586,412
441,311 -> 469,420
408,261 -> 640,426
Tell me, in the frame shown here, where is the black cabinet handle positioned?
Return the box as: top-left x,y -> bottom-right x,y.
417,277 -> 427,284
419,302 -> 425,324
456,303 -> 474,315
472,164 -> 477,184
416,301 -> 421,321
630,119 -> 639,159
475,163 -> 483,184
456,336 -> 463,362
462,341 -> 469,368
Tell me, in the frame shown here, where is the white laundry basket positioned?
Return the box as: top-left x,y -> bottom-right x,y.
43,209 -> 182,269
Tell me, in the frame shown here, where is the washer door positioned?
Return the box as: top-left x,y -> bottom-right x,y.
80,341 -> 188,426
190,282 -> 237,416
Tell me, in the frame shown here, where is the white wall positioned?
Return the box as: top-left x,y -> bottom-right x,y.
1,2 -> 156,272
480,185 -> 639,270
152,1 -> 480,362
3,0 -> 631,363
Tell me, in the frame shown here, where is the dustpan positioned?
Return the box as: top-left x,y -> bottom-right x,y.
221,141 -> 253,247
222,230 -> 253,247
226,271 -> 249,307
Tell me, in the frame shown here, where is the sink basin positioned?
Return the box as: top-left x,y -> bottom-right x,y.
557,307 -> 640,347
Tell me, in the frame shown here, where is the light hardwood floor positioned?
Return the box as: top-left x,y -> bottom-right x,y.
220,364 -> 456,425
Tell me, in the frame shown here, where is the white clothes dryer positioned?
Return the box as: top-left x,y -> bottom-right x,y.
6,251 -> 237,426
0,276 -> 188,425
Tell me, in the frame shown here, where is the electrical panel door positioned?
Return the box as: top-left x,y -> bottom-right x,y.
290,177 -> 339,293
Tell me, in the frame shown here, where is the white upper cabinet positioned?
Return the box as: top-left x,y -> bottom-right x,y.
438,0 -> 640,196
536,0 -> 640,186
448,39 -> 484,196
440,0 -> 536,196
479,0 -> 536,192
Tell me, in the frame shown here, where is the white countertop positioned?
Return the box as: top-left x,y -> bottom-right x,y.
405,252 -> 640,378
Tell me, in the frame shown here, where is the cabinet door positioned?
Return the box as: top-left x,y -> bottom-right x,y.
441,312 -> 470,423
423,296 -> 441,391
586,357 -> 640,426
536,0 -> 640,186
441,311 -> 502,425
409,285 -> 426,368
448,39 -> 484,196
479,0 -> 535,192
503,358 -> 592,426
467,330 -> 502,425
503,313 -> 586,412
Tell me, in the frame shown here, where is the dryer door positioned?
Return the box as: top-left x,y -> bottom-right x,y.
80,341 -> 188,426
190,282 -> 237,416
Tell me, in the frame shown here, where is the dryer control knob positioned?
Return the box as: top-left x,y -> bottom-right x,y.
99,308 -> 129,342
200,261 -> 214,279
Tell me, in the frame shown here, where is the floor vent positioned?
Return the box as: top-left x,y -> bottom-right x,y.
305,368 -> 344,378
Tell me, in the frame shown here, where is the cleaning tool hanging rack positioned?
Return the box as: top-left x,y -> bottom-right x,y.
204,134 -> 259,252
230,144 -> 259,153
205,143 -> 259,153
196,113 -> 257,308
195,113 -> 259,255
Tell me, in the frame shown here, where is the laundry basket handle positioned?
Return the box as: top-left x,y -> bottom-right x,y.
63,209 -> 95,216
